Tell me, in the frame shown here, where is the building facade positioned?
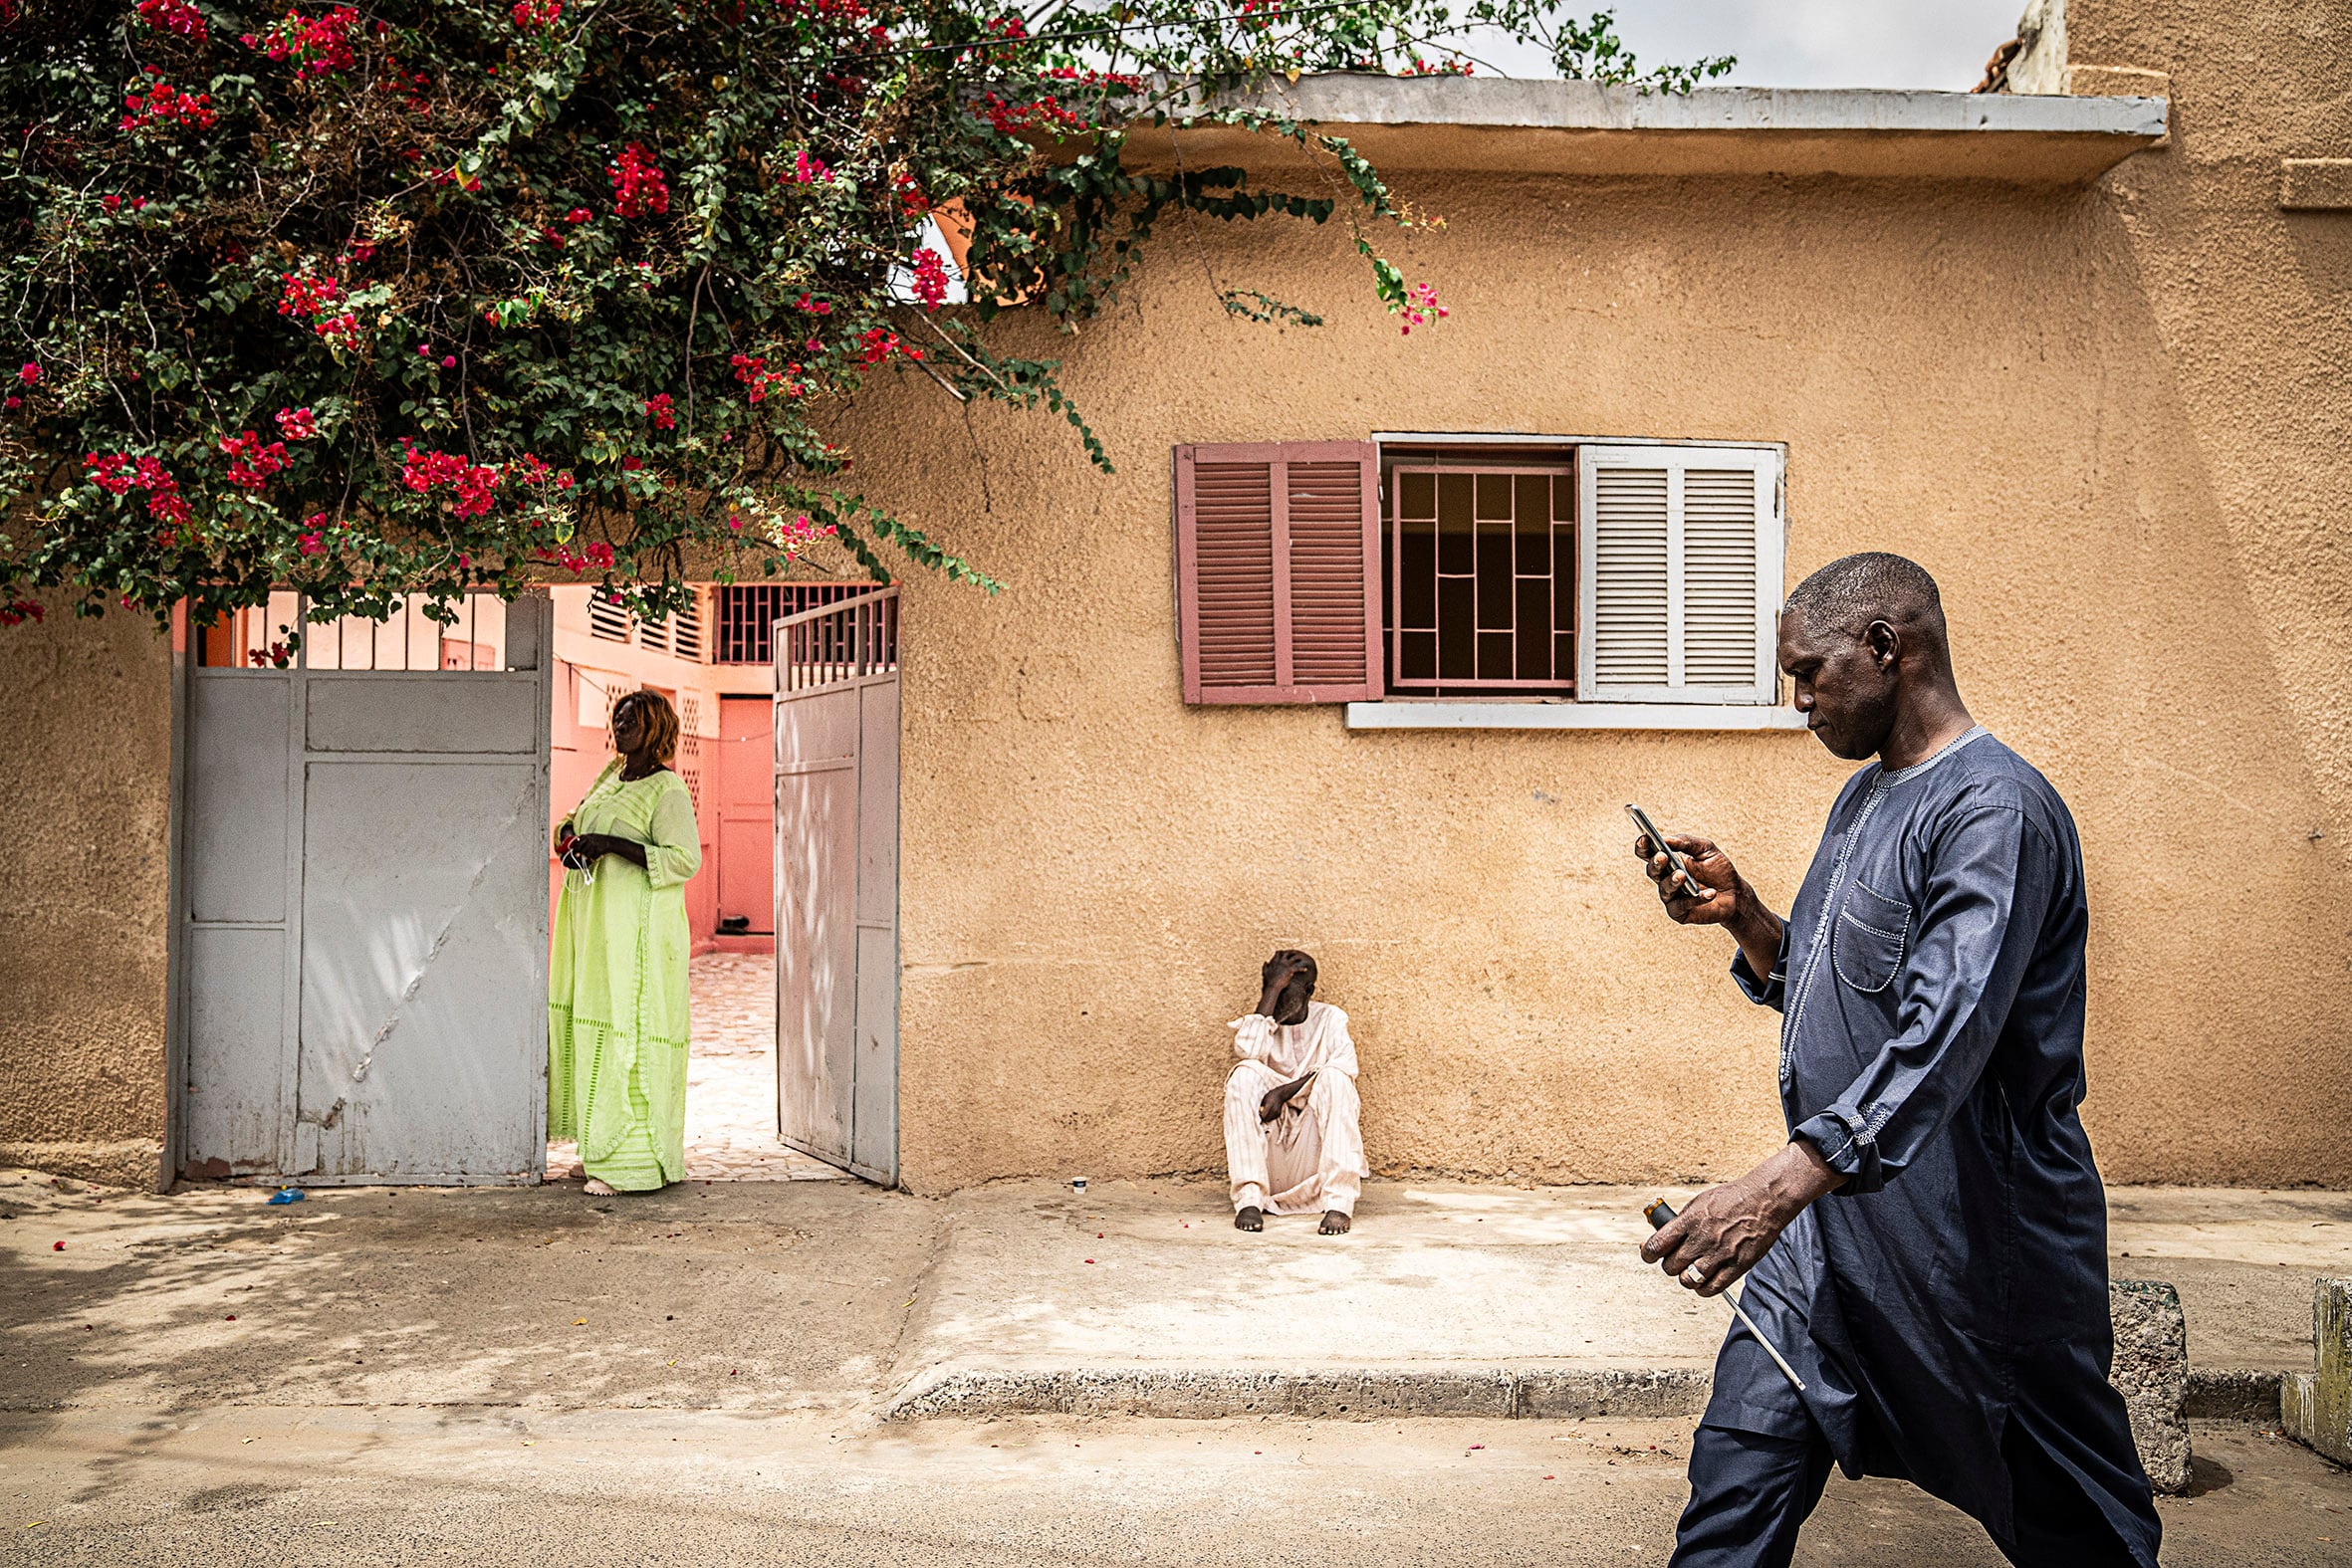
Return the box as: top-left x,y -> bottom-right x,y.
4,0 -> 2347,1194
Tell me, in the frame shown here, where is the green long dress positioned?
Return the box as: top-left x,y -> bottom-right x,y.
548,760 -> 702,1191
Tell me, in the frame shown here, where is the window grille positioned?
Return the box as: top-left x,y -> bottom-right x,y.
715,582 -> 872,664
1384,463 -> 1576,696
670,592 -> 703,663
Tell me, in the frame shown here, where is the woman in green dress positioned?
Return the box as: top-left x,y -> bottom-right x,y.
550,688 -> 702,1195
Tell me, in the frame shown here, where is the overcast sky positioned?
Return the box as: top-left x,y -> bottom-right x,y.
1456,1 -> 2028,92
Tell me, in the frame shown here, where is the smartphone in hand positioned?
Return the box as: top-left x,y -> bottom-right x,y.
1625,803 -> 1711,900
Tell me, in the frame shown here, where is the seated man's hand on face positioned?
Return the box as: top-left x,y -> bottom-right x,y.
1258,949 -> 1315,1025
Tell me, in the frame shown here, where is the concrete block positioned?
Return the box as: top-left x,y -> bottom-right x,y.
2281,1278 -> 2352,1464
2109,1279 -> 2191,1493
2184,1367 -> 2282,1424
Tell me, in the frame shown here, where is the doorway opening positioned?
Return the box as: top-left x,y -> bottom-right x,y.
544,581 -> 876,1185
169,579 -> 895,1189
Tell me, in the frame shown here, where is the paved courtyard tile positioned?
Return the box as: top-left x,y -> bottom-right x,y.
550,951 -> 842,1184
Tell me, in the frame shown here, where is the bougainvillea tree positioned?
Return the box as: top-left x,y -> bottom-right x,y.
0,0 -> 1725,634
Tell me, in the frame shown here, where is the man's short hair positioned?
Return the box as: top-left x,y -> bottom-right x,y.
1784,553 -> 1945,639
1267,951 -> 1317,990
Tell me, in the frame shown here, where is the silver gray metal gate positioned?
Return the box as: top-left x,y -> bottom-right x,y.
173,594 -> 554,1185
773,587 -> 899,1185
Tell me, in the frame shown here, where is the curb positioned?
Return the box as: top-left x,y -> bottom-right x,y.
884,1364 -> 2289,1428
883,1366 -> 1714,1423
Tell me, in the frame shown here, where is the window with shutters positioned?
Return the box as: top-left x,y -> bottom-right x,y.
1576,445 -> 1780,706
1174,437 -> 1782,714
1173,442 -> 1381,704
584,588 -> 715,664
1381,452 -> 1576,697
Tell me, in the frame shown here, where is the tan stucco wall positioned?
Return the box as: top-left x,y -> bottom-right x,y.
2062,0 -> 2352,866
827,142 -> 2352,1194
5,2 -> 2346,1200
0,594 -> 173,1187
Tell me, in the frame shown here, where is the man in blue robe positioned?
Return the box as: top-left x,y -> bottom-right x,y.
1633,553 -> 2161,1567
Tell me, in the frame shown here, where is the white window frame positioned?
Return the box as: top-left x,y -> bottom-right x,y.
1347,434 -> 1792,732
1577,444 -> 1782,707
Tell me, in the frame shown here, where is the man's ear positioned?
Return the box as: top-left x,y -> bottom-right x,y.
1866,619 -> 1900,670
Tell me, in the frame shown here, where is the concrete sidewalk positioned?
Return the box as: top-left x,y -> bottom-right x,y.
885,1179 -> 2352,1423
4,1169 -> 2346,1426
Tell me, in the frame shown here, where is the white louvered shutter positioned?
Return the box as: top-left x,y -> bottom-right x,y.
1577,446 -> 1781,704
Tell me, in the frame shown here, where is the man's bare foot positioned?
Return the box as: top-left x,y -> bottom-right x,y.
584,1178 -> 617,1197
1235,1206 -> 1264,1232
1319,1211 -> 1351,1235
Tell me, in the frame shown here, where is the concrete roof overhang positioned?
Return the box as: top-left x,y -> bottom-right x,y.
1127,76 -> 2168,185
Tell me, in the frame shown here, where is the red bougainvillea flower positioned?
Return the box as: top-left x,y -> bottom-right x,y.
120,79 -> 218,132
275,406 -> 318,440
511,0 -> 562,28
730,353 -> 795,402
140,459 -> 191,526
1397,281 -> 1448,336
0,601 -> 46,628
297,529 -> 326,556
219,430 -> 291,491
86,454 -> 137,495
18,363 -> 38,385
532,541 -> 613,573
912,247 -> 949,309
776,513 -> 839,546
792,149 -> 831,184
565,207 -> 591,224
249,6 -> 360,80
136,0 -> 208,41
858,327 -> 921,364
644,392 -> 676,429
608,143 -> 670,217
400,442 -> 501,518
277,270 -> 358,346
979,91 -> 1083,136
102,194 -> 122,212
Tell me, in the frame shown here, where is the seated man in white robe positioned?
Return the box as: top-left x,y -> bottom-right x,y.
1225,949 -> 1367,1235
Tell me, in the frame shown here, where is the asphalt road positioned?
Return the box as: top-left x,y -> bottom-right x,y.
4,1412 -> 2347,1566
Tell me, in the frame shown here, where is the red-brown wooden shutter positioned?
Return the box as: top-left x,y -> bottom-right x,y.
1174,441 -> 1381,704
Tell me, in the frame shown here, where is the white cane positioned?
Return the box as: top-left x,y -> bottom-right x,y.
1644,1198 -> 1807,1394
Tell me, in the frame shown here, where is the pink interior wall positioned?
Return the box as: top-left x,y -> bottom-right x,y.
550,658 -> 720,954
